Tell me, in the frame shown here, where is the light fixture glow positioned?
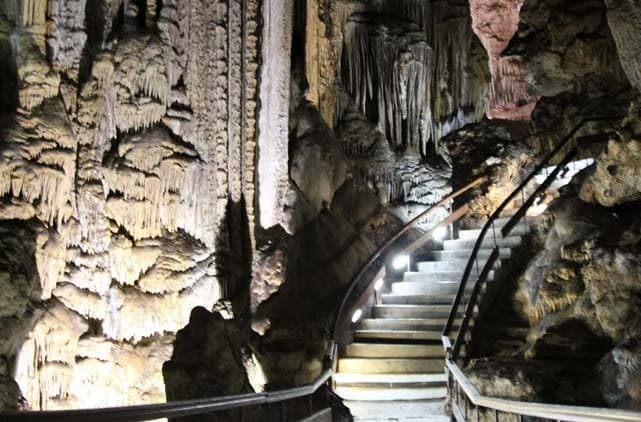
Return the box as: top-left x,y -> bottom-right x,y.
392,255 -> 409,270
351,309 -> 363,323
528,202 -> 549,216
433,226 -> 448,240
374,278 -> 384,291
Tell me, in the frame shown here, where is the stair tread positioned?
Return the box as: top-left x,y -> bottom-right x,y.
346,343 -> 444,358
373,304 -> 459,311
334,373 -> 446,384
335,386 -> 447,401
443,236 -> 522,251
361,318 -> 450,324
338,357 -> 445,374
343,400 -> 448,420
425,247 -> 512,260
355,329 -> 442,336
382,294 -> 455,299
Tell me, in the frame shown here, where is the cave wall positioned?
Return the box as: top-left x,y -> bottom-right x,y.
0,0 -> 264,410
460,0 -> 641,410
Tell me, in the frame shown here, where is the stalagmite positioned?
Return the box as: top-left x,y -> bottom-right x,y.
342,15 -> 431,153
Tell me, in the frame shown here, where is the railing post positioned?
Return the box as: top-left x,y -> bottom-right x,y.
491,221 -> 498,249
280,401 -> 287,422
464,391 -> 468,420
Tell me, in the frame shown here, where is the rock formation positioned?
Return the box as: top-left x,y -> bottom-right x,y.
470,0 -> 537,119
0,0 -> 260,410
461,0 -> 641,410
302,0 -> 490,156
504,0 -> 627,97
1,0 -> 641,416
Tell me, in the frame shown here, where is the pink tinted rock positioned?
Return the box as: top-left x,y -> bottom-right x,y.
470,0 -> 538,120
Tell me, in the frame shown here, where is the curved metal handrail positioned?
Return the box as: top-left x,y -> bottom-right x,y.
442,115 -> 625,359
0,370 -> 333,421
331,176 -> 485,344
445,359 -> 641,422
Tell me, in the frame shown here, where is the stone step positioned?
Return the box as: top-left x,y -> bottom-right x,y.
442,236 -> 522,251
415,258 -> 501,272
403,270 -> 464,282
373,304 -> 459,319
381,293 -> 455,305
334,373 -> 446,389
354,329 -> 442,341
392,281 -> 476,295
425,247 -> 512,261
297,408 -> 332,422
344,399 -> 449,421
359,318 -> 458,331
338,358 -> 445,374
457,223 -> 529,241
345,343 -> 444,358
335,386 -> 447,401
474,216 -> 526,228
403,270 -> 494,283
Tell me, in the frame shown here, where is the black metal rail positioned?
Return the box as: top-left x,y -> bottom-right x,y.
442,115 -> 624,360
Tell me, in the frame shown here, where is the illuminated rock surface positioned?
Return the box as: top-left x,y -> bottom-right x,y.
0,0 -> 259,410
0,0 -> 641,417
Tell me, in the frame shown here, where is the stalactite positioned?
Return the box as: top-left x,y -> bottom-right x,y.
13,303 -> 88,409
1,0 -> 261,411
46,0 -> 88,82
340,0 -> 488,156
470,0 -> 537,119
101,276 -> 219,342
108,237 -> 162,286
342,15 -> 430,153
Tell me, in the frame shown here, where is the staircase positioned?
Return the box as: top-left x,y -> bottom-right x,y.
334,217 -> 530,421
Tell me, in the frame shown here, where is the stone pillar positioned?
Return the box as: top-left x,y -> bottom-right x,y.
257,0 -> 294,230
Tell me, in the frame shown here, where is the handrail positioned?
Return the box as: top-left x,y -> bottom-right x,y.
446,359 -> 641,422
0,178 -> 483,421
331,176 -> 485,344
442,115 -> 625,359
0,370 -> 333,421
